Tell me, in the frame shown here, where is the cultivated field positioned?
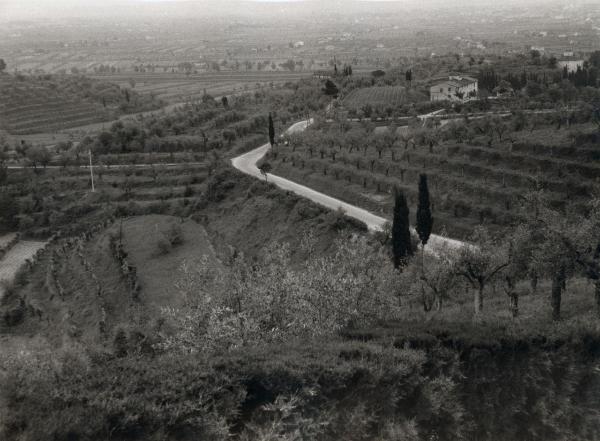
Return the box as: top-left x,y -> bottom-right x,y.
342,86 -> 427,109
91,72 -> 311,103
268,118 -> 600,239
0,74 -> 162,135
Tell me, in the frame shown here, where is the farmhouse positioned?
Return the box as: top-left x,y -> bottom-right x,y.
430,75 -> 478,102
558,58 -> 584,73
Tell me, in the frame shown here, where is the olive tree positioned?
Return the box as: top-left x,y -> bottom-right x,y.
454,227 -> 509,319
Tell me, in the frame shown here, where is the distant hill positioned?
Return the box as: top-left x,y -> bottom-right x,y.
0,74 -> 163,135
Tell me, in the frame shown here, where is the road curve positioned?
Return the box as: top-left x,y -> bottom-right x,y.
231,119 -> 467,251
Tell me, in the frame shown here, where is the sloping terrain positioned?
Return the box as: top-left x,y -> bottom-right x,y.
266,120 -> 600,239
193,167 -> 368,261
0,215 -> 219,348
120,215 -> 222,314
0,74 -> 162,134
343,86 -> 428,109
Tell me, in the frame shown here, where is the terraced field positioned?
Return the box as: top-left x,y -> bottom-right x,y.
0,85 -> 107,135
0,74 -> 161,135
342,86 -> 428,109
267,121 -> 600,239
7,162 -> 210,236
92,72 -> 311,103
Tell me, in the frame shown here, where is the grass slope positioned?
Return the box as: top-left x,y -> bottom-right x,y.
120,215 -> 221,313
193,167 -> 368,261
0,215 -> 219,349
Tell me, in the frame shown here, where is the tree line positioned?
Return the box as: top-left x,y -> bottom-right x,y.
390,176 -> 600,321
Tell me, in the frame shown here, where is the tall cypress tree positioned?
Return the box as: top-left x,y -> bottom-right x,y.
392,189 -> 413,268
268,113 -> 275,147
416,174 -> 433,250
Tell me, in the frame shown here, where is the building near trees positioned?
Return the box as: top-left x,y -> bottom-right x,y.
558,57 -> 584,73
430,75 -> 478,102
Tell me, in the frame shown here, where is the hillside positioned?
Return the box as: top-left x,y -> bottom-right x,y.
0,215 -> 221,347
193,167 -> 367,260
0,73 -> 163,135
0,166 -> 367,348
269,114 -> 600,239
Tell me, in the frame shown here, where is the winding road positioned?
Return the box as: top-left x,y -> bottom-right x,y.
231,119 -> 468,251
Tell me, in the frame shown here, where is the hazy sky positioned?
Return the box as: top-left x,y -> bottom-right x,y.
0,0 -> 562,22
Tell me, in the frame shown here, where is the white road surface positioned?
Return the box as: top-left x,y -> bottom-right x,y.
231,119 -> 467,251
0,240 -> 47,298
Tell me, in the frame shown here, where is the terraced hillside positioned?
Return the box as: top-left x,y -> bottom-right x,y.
92,71 -> 311,103
2,79 -> 331,239
0,215 -> 221,344
0,74 -> 162,135
268,115 -> 600,239
343,86 -> 428,110
6,162 -> 209,237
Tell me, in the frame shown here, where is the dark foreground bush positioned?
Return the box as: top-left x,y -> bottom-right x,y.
2,338 -> 600,441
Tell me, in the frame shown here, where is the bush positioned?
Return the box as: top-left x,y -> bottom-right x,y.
113,328 -> 128,357
156,236 -> 172,255
166,223 -> 183,246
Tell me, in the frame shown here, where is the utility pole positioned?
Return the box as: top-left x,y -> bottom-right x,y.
89,149 -> 95,192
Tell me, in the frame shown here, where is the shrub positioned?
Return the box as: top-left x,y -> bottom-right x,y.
156,235 -> 172,255
113,328 -> 128,357
166,223 -> 183,246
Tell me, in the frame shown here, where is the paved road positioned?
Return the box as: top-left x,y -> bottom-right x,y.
231,119 -> 467,251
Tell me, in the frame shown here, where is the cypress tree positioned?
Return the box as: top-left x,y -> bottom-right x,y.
268,113 -> 275,147
416,174 -> 433,250
113,328 -> 128,357
392,189 -> 413,268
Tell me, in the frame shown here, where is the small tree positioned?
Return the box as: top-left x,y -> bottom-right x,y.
259,162 -> 272,182
322,79 -> 339,97
0,59 -> 6,73
420,253 -> 456,311
268,113 -> 275,147
455,227 -> 508,319
113,328 -> 128,357
549,198 -> 600,318
391,189 -> 413,269
502,225 -> 533,318
221,96 -> 229,108
416,174 -> 433,264
222,130 -> 236,146
25,146 -> 51,169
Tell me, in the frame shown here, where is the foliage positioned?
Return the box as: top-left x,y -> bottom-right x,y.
159,236 -> 401,353
416,174 -> 433,247
392,190 -> 413,268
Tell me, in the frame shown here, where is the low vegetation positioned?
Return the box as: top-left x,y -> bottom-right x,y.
2,47 -> 600,440
0,73 -> 163,134
270,108 -> 600,238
